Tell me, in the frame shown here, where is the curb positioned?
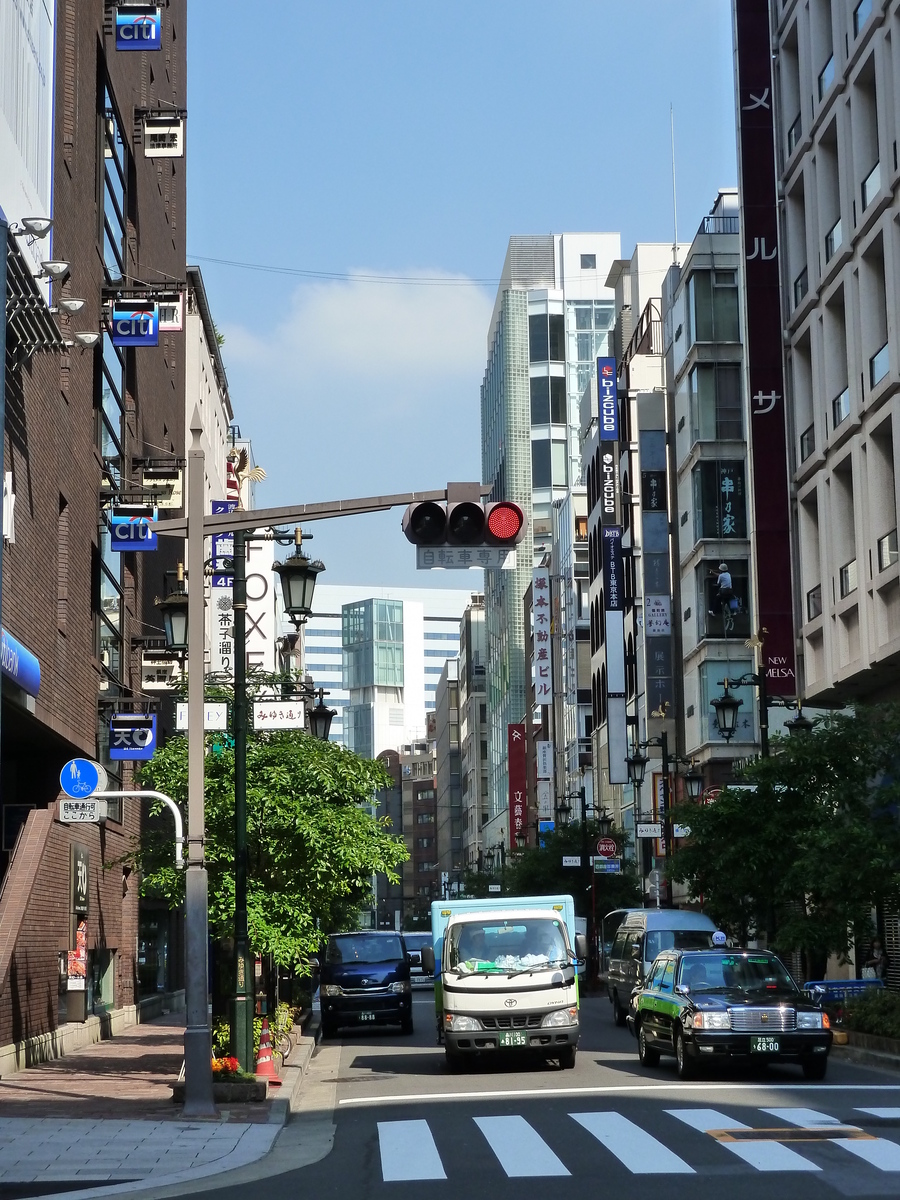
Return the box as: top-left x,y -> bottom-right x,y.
831,1042 -> 900,1074
269,1014 -> 320,1119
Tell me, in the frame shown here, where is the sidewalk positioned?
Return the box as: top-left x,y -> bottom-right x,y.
0,1010 -> 317,1198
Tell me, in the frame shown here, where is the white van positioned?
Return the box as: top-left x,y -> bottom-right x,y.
606,909 -> 718,1025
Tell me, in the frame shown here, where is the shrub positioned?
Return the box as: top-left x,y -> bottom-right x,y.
841,988 -> 900,1039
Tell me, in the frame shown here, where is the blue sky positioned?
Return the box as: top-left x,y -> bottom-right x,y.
187,1 -> 737,588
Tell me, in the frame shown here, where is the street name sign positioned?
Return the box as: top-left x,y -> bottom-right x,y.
594,857 -> 622,874
637,822 -> 662,839
562,855 -> 581,867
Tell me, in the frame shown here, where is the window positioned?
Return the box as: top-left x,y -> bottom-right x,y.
832,388 -> 850,428
800,424 -> 815,461
416,812 -> 435,824
417,837 -> 433,849
871,343 -> 890,388
688,364 -> 743,441
807,584 -> 823,620
529,376 -> 566,425
818,54 -> 835,100
854,0 -> 872,35
825,218 -> 842,262
659,961 -> 675,994
528,314 -> 564,363
878,530 -> 898,571
692,460 -> 747,539
696,559 -> 751,640
840,559 -> 858,598
532,439 -> 550,489
686,270 -> 739,344
417,861 -> 438,873
102,88 -> 128,283
580,253 -> 596,269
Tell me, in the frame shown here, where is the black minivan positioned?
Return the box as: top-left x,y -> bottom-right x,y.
319,931 -> 413,1038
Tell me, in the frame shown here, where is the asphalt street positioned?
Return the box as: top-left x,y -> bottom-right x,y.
172,989 -> 900,1200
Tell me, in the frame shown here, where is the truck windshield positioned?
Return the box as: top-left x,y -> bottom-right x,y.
446,918 -> 568,974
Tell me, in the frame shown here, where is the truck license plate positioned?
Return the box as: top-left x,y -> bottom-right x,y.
750,1035 -> 780,1053
358,1012 -> 375,1022
498,1030 -> 528,1048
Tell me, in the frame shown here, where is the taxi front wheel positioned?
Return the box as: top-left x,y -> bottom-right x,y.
612,992 -> 627,1027
637,1021 -> 660,1068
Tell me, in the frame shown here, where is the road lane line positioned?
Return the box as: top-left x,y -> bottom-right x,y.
377,1120 -> 446,1181
338,1083 -> 900,1107
473,1115 -> 569,1177
570,1111 -> 694,1174
667,1108 -> 820,1173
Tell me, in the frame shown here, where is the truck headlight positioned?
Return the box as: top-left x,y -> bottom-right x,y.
445,1014 -> 482,1032
390,981 -> 411,994
797,1011 -> 824,1029
321,985 -> 343,997
541,1007 -> 578,1028
692,1011 -> 731,1030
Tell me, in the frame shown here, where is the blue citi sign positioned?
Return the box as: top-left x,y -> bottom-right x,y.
110,513 -> 158,552
111,302 -> 159,348
115,7 -> 162,50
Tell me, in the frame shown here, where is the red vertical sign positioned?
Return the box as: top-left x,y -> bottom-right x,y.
508,724 -> 527,846
734,0 -> 797,696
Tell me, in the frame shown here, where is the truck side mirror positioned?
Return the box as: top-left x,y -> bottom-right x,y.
421,945 -> 435,974
574,933 -> 588,960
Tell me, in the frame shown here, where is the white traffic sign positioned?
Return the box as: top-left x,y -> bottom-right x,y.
562,855 -> 581,867
60,759 -> 107,798
488,884 -> 502,893
176,702 -> 228,731
637,822 -> 662,839
60,798 -> 103,824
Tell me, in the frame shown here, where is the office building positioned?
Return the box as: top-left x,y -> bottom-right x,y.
434,658 -> 461,884
304,585 -> 469,755
480,232 -> 620,855
457,595 -> 488,868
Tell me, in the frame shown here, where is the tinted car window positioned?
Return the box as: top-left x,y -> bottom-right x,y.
611,929 -> 629,959
646,960 -> 663,989
403,934 -> 431,951
645,929 -> 713,959
326,934 -> 404,965
626,931 -> 643,959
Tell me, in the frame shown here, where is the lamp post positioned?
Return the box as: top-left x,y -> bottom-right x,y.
711,673 -> 769,756
626,736 -> 699,905
307,688 -> 336,742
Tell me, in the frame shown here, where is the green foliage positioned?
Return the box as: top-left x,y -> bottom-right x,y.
131,727 -> 408,970
211,1016 -> 230,1057
500,820 -> 641,918
670,704 -> 900,969
839,989 -> 900,1040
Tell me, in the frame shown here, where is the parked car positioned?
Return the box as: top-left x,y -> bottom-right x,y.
318,931 -> 413,1038
402,932 -> 434,987
627,947 -> 832,1080
607,908 -> 718,1026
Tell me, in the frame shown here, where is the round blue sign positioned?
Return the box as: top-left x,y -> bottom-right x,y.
60,759 -> 106,799
712,930 -> 727,947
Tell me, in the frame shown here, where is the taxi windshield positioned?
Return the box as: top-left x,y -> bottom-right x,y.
677,953 -> 798,995
447,918 -> 569,974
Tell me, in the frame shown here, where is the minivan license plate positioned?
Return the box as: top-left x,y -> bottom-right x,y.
358,1012 -> 375,1022
498,1030 -> 528,1048
750,1035 -> 780,1053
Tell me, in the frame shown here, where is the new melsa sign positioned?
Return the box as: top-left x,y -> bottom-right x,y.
115,6 -> 162,50
110,302 -> 159,347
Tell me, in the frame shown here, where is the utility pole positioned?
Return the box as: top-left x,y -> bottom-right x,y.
231,527 -> 254,1071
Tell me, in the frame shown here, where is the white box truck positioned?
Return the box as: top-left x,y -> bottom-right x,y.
421,895 -> 587,1072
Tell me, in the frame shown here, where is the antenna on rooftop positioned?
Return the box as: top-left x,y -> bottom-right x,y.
670,104 -> 679,265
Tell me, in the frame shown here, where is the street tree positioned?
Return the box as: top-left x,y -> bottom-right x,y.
130,728 -> 408,971
670,704 -> 900,977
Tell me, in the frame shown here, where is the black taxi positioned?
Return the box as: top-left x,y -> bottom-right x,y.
626,948 -> 832,1080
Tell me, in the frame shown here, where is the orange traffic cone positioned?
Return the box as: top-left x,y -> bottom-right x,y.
254,1017 -> 282,1086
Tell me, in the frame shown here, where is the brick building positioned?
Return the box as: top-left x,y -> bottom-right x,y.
0,0 -> 186,1055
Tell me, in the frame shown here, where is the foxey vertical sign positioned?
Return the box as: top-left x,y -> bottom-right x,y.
508,724 -> 527,846
532,567 -> 552,705
734,0 -> 796,695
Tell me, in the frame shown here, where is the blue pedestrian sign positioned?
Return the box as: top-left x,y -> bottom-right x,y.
60,759 -> 108,799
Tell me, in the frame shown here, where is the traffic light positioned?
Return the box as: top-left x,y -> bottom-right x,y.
402,484 -> 526,549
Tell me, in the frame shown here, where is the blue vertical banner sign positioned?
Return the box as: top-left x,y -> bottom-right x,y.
115,7 -> 162,50
111,302 -> 159,347
211,499 -> 237,586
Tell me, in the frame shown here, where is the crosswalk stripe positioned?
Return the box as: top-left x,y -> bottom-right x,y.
473,1115 -> 570,1177
857,1108 -> 900,1119
377,1120 -> 446,1181
570,1111 -> 694,1174
667,1108 -> 821,1172
764,1106 -> 900,1170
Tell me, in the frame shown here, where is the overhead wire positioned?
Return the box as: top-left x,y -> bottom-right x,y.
187,253 -> 499,287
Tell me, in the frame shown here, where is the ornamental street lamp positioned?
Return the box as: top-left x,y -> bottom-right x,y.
272,528 -> 324,628
710,679 -> 744,743
597,810 -> 613,838
683,763 -> 704,801
308,688 -> 336,742
625,749 -> 649,788
711,672 -> 770,755
156,564 -> 189,653
785,707 -> 814,737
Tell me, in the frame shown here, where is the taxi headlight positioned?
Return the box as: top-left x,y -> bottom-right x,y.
542,1007 -> 579,1028
692,1011 -> 731,1030
321,984 -> 343,997
796,1011 -> 824,1029
446,1014 -> 482,1032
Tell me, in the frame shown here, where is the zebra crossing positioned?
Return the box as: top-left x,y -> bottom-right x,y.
375,1106 -> 900,1181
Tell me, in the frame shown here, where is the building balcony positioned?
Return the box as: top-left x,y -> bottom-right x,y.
700,214 -> 739,236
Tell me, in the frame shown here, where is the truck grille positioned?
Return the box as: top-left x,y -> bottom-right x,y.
728,1006 -> 796,1031
480,1015 -> 544,1030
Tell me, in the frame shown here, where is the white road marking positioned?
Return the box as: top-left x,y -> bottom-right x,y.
857,1108 -> 900,1118
761,1108 -> 849,1127
667,1108 -> 820,1172
570,1111 -> 694,1174
766,1107 -> 900,1172
339,1082 -> 900,1107
377,1119 -> 446,1181
473,1115 -> 570,1177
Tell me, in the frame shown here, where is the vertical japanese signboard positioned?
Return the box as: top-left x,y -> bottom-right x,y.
508,724 -> 527,846
597,356 -> 628,783
734,0 -> 796,696
532,568 -> 552,705
210,500 -> 237,676
640,428 -> 676,716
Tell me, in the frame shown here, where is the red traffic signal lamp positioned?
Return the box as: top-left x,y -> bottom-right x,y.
402,483 -> 526,548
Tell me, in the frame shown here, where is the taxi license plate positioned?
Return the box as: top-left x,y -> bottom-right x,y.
498,1030 -> 528,1048
750,1035 -> 780,1053
357,1012 -> 376,1022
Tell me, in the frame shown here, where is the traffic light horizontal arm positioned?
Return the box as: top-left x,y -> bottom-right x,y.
151,485 -> 492,538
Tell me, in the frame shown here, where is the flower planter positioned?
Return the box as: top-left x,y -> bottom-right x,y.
171,1077 -> 267,1104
